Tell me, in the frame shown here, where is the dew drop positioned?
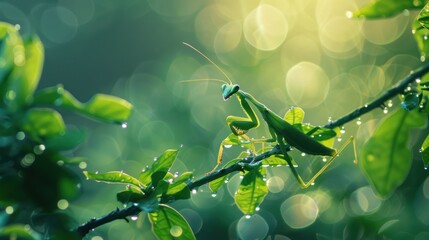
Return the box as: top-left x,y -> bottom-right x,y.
337,137 -> 342,142
383,107 -> 388,114
322,157 -> 327,162
255,206 -> 260,211
14,24 -> 21,31
224,144 -> 232,148
328,117 -> 333,123
345,10 -> 353,19
340,126 -> 346,134
412,29 -> 416,35
95,171 -> 99,174
311,182 -> 315,186
211,193 -> 217,197
364,104 -> 368,108
180,144 -> 184,148
356,118 -> 362,125
170,225 -> 183,237
168,178 -> 174,183
174,172 -> 179,178
416,78 -> 422,83
153,157 -> 158,162
421,55 -> 426,62
130,215 -> 139,221
240,175 -> 244,179
301,153 -> 306,157
245,215 -> 251,219
192,189 -> 197,194
57,160 -> 64,166
388,100 -> 393,108
121,122 -> 128,128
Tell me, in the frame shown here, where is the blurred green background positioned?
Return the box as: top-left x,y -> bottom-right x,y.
2,0 -> 429,239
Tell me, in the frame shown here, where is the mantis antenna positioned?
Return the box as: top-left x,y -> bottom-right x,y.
182,42 -> 233,85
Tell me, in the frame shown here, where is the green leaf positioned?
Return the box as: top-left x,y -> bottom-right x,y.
413,13 -> 429,61
166,172 -> 193,197
0,224 -> 40,240
353,0 -> 424,19
44,127 -> 86,151
284,107 -> 305,125
21,108 -> 65,140
420,134 -> 429,167
261,155 -> 288,166
83,94 -> 133,124
139,194 -> 160,212
33,85 -> 133,124
209,158 -> 241,192
83,171 -> 143,188
360,108 -> 427,198
139,149 -> 179,186
3,35 -> 44,110
117,186 -> 145,204
148,204 -> 196,240
0,23 -> 24,94
235,168 -> 268,214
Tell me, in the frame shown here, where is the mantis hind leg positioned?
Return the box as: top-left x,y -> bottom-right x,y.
278,136 -> 356,189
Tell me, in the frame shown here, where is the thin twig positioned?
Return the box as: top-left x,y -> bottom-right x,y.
75,62 -> 429,238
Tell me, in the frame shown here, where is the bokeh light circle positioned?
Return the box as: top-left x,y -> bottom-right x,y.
180,208 -> 203,234
346,186 -> 381,215
362,13 -> 409,45
236,214 -> 269,240
243,4 -> 288,51
214,21 -> 242,53
40,6 -> 78,44
285,62 -> 330,108
280,194 -> 319,229
267,176 -> 285,193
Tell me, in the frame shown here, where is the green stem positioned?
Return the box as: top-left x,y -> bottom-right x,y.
75,62 -> 429,238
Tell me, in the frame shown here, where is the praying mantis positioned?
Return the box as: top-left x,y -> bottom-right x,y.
183,43 -> 354,188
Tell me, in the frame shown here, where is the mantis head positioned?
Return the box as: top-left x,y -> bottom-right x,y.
222,84 -> 240,100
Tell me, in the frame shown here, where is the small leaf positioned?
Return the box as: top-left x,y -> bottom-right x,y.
83,94 -> 133,123
33,85 -> 133,124
117,188 -> 146,204
165,172 -> 193,197
420,134 -> 429,167
0,224 -> 40,240
235,168 -> 269,214
413,13 -> 429,61
139,194 -> 160,213
209,158 -> 241,192
3,35 -> 44,110
83,171 -> 143,188
284,106 -> 305,125
139,149 -> 179,186
148,204 -> 196,240
21,108 -> 65,140
261,155 -> 288,166
44,127 -> 86,151
360,108 -> 427,198
353,0 -> 423,19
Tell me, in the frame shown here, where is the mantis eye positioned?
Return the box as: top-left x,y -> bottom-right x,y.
222,84 -> 240,100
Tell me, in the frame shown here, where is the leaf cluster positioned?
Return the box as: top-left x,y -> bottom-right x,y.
0,22 -> 132,239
